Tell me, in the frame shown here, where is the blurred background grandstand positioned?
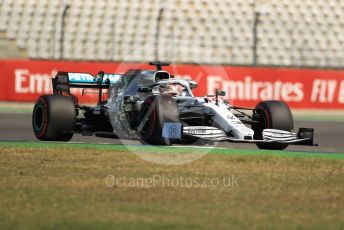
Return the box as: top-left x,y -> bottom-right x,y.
0,0 -> 343,68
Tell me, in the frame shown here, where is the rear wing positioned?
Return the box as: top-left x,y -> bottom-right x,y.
52,72 -> 122,95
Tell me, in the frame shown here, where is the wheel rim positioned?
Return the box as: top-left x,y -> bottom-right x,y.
33,104 -> 44,132
253,107 -> 266,140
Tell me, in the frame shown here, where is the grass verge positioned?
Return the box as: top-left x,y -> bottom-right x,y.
0,141 -> 343,160
0,102 -> 34,113
0,142 -> 343,229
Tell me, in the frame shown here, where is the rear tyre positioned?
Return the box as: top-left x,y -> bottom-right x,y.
32,95 -> 76,141
252,100 -> 293,150
138,95 -> 180,145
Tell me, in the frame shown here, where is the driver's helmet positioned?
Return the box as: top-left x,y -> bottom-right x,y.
158,83 -> 185,96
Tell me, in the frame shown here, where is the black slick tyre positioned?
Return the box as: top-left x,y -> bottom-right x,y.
138,95 -> 180,145
32,95 -> 76,141
252,100 -> 294,150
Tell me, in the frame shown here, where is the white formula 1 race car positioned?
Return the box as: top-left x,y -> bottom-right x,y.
32,62 -> 316,150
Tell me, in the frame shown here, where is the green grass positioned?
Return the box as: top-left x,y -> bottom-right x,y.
0,103 -> 34,113
0,141 -> 343,160
0,142 -> 343,229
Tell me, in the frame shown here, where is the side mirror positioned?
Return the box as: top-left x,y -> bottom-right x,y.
138,87 -> 152,93
216,90 -> 226,97
215,89 -> 226,106
189,81 -> 198,90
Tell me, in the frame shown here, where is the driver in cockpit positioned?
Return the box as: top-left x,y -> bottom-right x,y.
158,83 -> 187,96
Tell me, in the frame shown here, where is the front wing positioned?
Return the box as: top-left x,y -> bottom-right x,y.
182,126 -> 316,146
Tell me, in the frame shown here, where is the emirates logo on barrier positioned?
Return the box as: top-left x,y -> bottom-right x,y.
2,60 -> 344,109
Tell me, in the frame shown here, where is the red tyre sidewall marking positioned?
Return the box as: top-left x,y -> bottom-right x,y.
36,98 -> 48,139
256,105 -> 271,129
143,98 -> 157,137
148,105 -> 157,137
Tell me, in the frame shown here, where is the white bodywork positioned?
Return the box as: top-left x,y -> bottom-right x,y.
203,101 -> 254,139
155,79 -> 254,140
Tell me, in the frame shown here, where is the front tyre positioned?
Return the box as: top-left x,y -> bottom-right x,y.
138,95 -> 180,145
32,95 -> 76,141
252,100 -> 294,150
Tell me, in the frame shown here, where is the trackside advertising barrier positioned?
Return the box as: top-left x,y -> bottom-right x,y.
0,60 -> 344,109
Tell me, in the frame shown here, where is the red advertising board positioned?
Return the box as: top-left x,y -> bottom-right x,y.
0,59 -> 344,109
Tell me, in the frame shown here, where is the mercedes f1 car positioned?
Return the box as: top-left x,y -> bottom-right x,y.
32,62 -> 316,150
